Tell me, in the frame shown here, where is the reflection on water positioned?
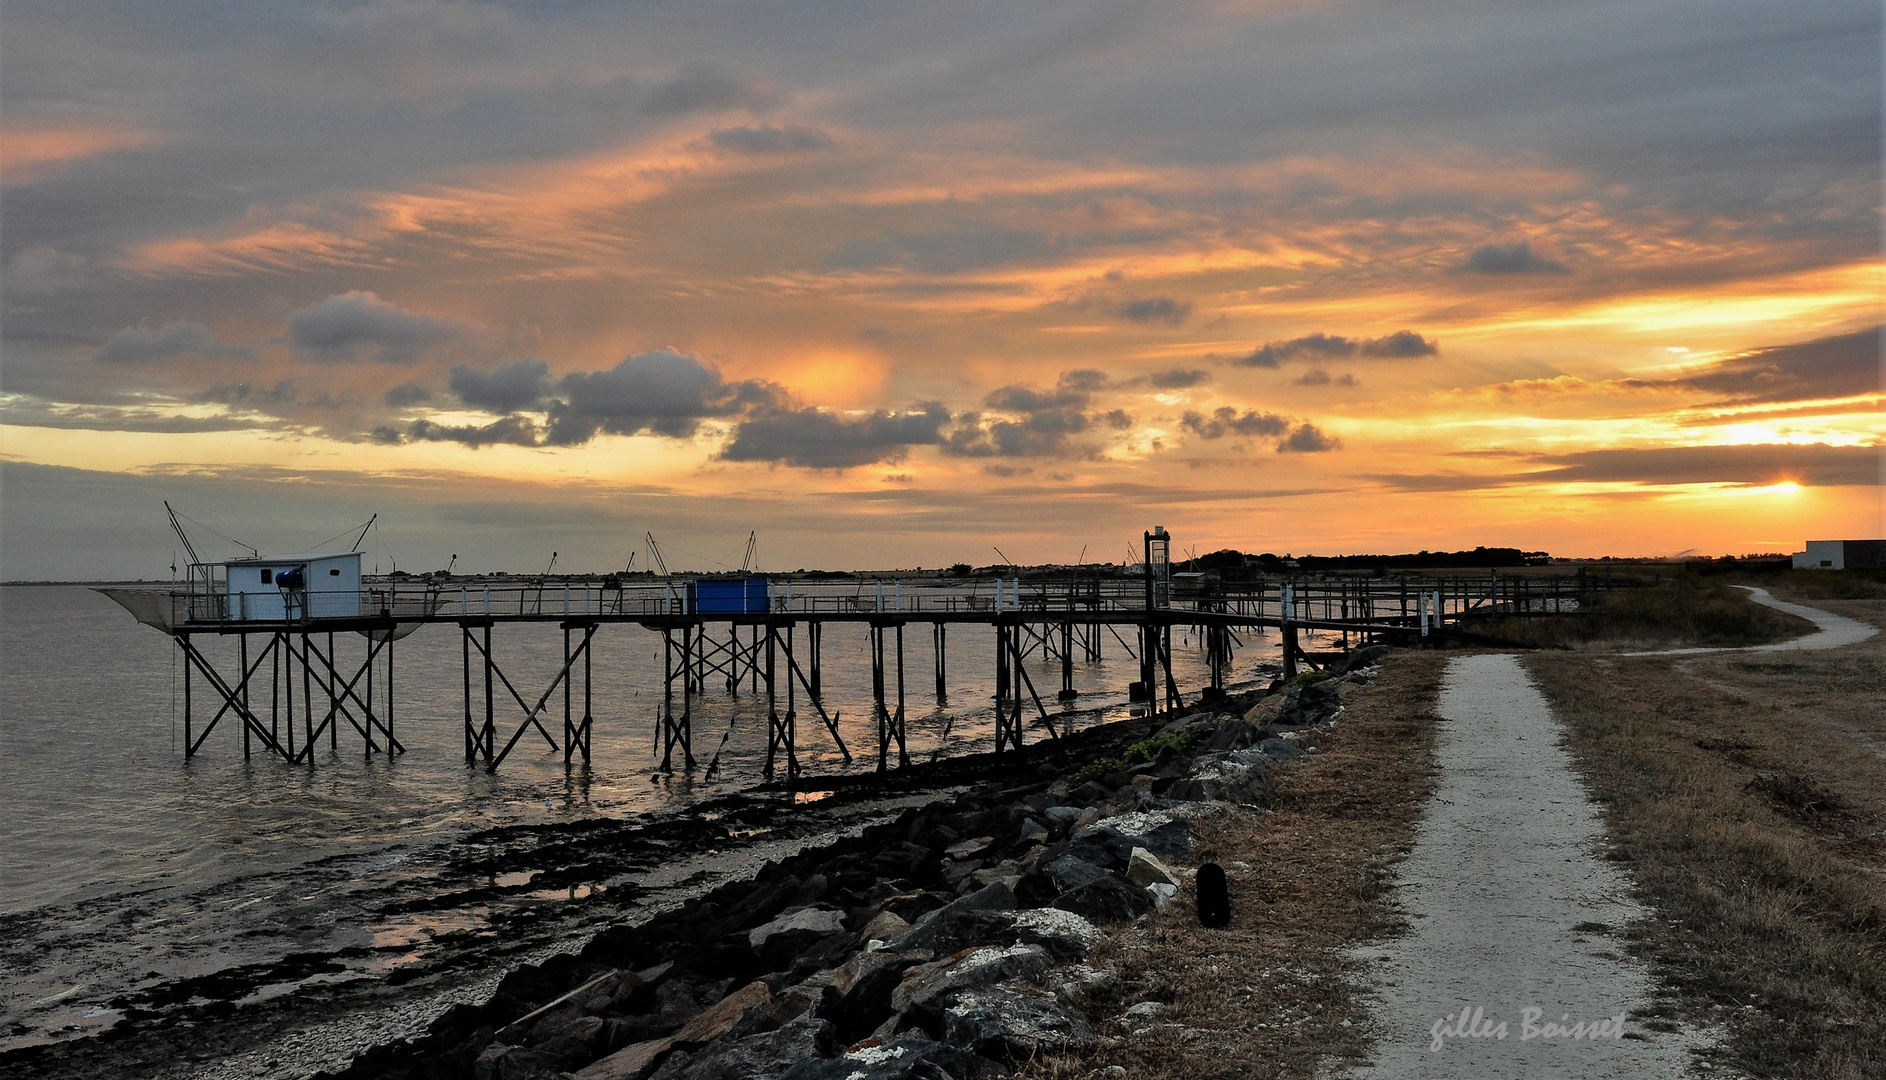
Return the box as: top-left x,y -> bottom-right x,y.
0,584 -> 1303,1050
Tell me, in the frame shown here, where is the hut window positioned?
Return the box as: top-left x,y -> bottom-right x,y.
260,568 -> 273,583
330,568 -> 341,576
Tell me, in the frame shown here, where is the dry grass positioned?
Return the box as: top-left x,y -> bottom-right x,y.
1738,569 -> 1886,601
1492,572 -> 1813,650
1525,598 -> 1886,1080
1017,651 -> 1445,1080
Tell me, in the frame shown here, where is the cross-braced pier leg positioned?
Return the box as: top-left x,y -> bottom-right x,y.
871,621 -> 908,771
563,622 -> 596,767
175,632 -> 291,761
1157,623 -> 1184,717
659,624 -> 696,771
782,626 -> 848,763
933,621 -> 947,702
458,621 -> 564,772
991,621 -> 1027,755
283,630 -> 404,762
763,623 -> 798,779
1058,618 -> 1077,701
808,621 -> 823,703
1203,622 -> 1229,702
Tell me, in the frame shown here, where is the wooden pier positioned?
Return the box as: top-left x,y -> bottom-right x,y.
104,553 -> 1600,777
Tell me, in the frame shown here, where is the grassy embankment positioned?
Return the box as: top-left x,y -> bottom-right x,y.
1524,575 -> 1886,1079
1020,652 -> 1446,1080
1487,569 -> 1817,649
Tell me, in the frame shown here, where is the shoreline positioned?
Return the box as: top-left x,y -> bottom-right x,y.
2,690 -> 1228,1080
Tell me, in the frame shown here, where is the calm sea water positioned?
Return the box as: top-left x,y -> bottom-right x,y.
0,584 -> 1286,1051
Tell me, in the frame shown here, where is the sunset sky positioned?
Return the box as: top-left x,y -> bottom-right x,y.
2,0 -> 1880,579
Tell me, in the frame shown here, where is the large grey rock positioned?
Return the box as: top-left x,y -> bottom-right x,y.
777,1037 -> 1004,1080
944,987 -> 1095,1061
1005,908 -> 1102,960
1278,679 -> 1342,726
1040,853 -> 1110,895
1164,761 -> 1272,805
1262,736 -> 1304,759
888,881 -> 1015,952
1340,644 -> 1391,673
892,944 -> 1053,1014
1052,875 -> 1152,924
529,1010 -> 607,1051
578,982 -> 774,1080
944,836 -> 995,860
749,907 -> 847,952
826,951 -> 933,1043
476,1044 -> 570,1080
645,1015 -> 837,1080
1204,719 -> 1263,751
1124,848 -> 1177,889
1043,805 -> 1082,831
1074,817 -> 1192,863
859,909 -> 912,944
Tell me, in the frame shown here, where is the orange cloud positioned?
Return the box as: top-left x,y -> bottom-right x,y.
1,125 -> 160,186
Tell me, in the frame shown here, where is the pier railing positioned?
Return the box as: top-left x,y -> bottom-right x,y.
150,570 -> 1595,629
111,567 -> 1607,773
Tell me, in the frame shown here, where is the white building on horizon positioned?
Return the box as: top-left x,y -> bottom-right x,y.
1792,540 -> 1885,571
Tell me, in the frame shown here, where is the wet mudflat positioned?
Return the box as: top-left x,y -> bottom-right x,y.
0,707 -> 1194,1080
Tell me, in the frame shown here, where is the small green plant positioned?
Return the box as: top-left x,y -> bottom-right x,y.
1069,732 -> 1197,789
1290,670 -> 1337,687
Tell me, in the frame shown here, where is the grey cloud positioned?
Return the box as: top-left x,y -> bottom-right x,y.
1459,241 -> 1569,275
545,349 -> 776,444
6,247 -> 88,295
1181,407 -> 1289,439
287,291 -> 475,364
1361,331 -> 1438,358
1075,293 -> 1192,326
1371,442 -> 1878,491
404,415 -> 542,449
200,379 -> 297,406
1277,423 -> 1340,453
450,359 -> 550,413
95,320 -> 218,364
946,409 -> 1092,458
1147,368 -> 1210,389
710,124 -> 833,154
0,397 -> 266,434
644,68 -> 778,114
946,370 -> 1131,457
1237,332 -> 1354,367
1665,326 -> 1880,405
1113,295 -> 1191,325
383,382 -> 433,407
1536,443 -> 1878,487
1296,369 -> 1357,387
985,385 -> 1087,413
1237,330 -> 1437,367
720,402 -> 950,468
1364,472 -> 1510,492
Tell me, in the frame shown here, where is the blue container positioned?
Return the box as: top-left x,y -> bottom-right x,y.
687,577 -> 770,614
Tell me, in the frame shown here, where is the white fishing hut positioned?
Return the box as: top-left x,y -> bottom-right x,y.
221,551 -> 364,621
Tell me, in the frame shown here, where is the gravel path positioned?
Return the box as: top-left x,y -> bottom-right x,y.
1335,592 -> 1870,1077
1633,586 -> 1878,655
1336,653 -> 1711,1078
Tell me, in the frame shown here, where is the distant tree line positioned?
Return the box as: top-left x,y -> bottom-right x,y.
1190,546 -> 1547,571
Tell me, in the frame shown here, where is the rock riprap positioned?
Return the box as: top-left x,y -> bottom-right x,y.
320,652 -> 1386,1080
